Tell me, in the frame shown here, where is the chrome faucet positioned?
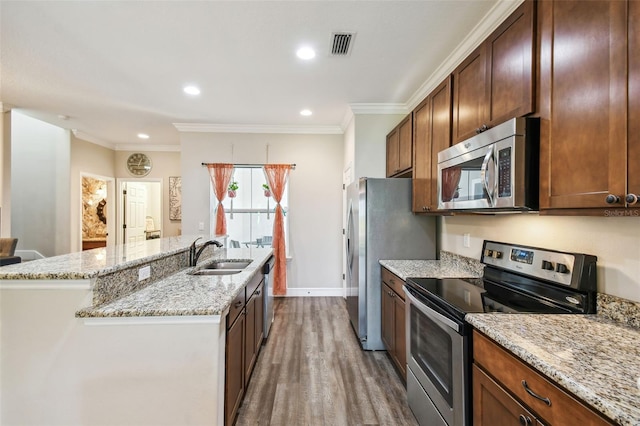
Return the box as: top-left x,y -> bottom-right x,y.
189,238 -> 223,267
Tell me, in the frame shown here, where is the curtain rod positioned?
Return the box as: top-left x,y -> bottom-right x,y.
201,162 -> 296,169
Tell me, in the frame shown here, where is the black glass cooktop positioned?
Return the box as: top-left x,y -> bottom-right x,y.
405,272 -> 587,323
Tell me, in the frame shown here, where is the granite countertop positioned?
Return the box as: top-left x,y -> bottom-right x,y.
379,251 -> 484,280
77,247 -> 273,318
0,234 -> 217,280
467,313 -> 640,426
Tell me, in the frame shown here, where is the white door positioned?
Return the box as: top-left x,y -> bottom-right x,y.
124,182 -> 147,243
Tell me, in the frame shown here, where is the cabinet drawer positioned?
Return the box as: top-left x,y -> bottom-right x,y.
246,271 -> 263,298
381,267 -> 405,300
227,290 -> 246,329
473,331 -> 612,425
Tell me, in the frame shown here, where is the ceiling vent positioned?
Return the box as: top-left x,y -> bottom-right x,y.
330,32 -> 355,56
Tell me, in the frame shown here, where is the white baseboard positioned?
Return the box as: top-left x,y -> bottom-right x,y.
282,287 -> 344,297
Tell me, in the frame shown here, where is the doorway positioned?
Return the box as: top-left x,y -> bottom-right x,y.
80,174 -> 116,250
117,179 -> 162,245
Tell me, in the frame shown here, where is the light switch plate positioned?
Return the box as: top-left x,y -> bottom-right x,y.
463,233 -> 471,248
138,265 -> 151,281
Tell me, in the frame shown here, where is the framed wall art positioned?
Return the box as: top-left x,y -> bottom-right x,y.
169,176 -> 182,221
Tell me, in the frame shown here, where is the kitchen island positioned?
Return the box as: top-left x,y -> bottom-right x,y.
0,235 -> 273,426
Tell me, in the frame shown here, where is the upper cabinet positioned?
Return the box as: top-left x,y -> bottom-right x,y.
386,115 -> 413,178
413,76 -> 452,213
538,0 -> 639,213
452,0 -> 536,144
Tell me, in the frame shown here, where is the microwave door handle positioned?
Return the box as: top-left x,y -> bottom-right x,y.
480,148 -> 496,207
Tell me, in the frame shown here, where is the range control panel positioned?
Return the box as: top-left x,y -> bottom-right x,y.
481,240 -> 597,292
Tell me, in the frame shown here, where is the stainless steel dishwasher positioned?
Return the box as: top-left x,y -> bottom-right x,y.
262,256 -> 276,340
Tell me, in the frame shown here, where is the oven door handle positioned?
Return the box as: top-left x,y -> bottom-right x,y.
403,286 -> 461,333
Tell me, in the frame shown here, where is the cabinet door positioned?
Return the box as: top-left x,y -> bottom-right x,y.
225,313 -> 245,425
486,0 -> 535,126
413,76 -> 452,212
386,129 -> 400,177
539,0 -> 627,209
381,283 -> 394,353
393,294 -> 406,381
244,294 -> 257,385
452,44 -> 488,144
473,365 -> 538,426
628,0 -> 640,204
398,115 -> 413,173
412,97 -> 431,212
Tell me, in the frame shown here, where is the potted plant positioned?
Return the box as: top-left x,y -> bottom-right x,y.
262,183 -> 271,197
228,181 -> 238,198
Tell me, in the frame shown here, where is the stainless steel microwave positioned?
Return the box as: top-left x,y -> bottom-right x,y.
437,117 -> 539,211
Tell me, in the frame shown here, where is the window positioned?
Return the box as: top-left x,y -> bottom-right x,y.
214,167 -> 289,252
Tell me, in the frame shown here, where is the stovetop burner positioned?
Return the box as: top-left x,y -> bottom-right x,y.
405,240 -> 598,321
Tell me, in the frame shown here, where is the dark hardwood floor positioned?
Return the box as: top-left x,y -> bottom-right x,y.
236,297 -> 418,426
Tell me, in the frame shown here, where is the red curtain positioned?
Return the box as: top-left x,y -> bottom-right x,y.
263,164 -> 292,296
206,163 -> 234,235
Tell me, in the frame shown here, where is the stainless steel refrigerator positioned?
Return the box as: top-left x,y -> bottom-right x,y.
346,177 -> 437,350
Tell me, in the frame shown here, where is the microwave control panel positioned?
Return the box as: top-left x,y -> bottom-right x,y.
497,147 -> 511,198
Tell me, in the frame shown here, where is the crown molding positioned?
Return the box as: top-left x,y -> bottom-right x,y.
114,143 -> 181,152
340,108 -> 354,132
71,130 -> 116,150
173,122 -> 343,135
348,103 -> 408,115
406,0 -> 525,110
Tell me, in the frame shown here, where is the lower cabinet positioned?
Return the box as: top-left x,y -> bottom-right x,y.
225,274 -> 265,425
381,267 -> 407,381
473,331 -> 613,425
225,308 -> 245,425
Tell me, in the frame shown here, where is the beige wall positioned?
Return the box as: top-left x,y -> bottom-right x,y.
114,150 -> 182,239
70,136 -> 116,252
1,110 -> 10,237
179,132 -> 344,292
441,215 -> 640,303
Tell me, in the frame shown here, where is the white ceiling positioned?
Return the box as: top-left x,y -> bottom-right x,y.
1,0 -> 512,149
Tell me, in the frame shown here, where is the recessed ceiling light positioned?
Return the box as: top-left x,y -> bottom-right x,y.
137,133 -> 150,139
183,85 -> 201,96
300,109 -> 312,116
296,47 -> 316,60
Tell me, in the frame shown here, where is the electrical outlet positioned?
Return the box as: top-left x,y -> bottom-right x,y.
463,233 -> 471,248
198,222 -> 204,231
138,265 -> 151,281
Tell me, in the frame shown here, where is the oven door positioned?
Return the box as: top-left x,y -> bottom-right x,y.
404,286 -> 468,426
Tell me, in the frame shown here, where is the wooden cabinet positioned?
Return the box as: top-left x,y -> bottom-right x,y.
413,76 -> 452,212
452,0 -> 535,144
473,331 -> 613,425
225,272 -> 265,425
225,304 -> 245,425
386,115 -> 413,177
473,365 -> 542,426
244,280 -> 264,385
538,0 -> 633,212
380,267 -> 406,381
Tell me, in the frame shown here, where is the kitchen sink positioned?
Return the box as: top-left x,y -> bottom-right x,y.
192,269 -> 242,276
205,261 -> 251,270
191,259 -> 253,276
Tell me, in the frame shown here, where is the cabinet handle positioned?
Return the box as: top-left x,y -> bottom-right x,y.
521,380 -> 551,406
518,414 -> 532,426
626,194 -> 639,205
605,194 -> 621,204
234,301 -> 243,308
